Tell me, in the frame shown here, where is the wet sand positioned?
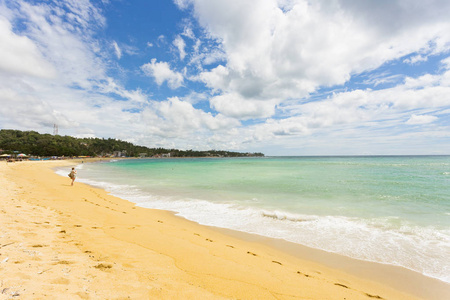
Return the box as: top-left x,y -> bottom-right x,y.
1,159 -> 448,299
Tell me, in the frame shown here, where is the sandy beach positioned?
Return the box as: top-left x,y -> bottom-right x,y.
0,160 -> 448,299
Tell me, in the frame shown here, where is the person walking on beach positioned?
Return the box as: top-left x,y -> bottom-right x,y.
69,167 -> 77,186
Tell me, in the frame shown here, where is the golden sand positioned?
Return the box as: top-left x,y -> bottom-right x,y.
0,159 -> 446,299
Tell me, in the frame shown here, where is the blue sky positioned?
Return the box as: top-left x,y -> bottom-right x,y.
1,0 -> 450,155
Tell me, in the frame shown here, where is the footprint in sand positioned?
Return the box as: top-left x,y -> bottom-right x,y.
297,271 -> 311,278
94,263 -> 112,270
334,283 -> 349,289
54,260 -> 73,265
365,293 -> 383,299
272,260 -> 282,265
247,251 -> 257,256
205,238 -> 213,242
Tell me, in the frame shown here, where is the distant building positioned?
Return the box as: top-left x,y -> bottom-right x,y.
113,150 -> 127,157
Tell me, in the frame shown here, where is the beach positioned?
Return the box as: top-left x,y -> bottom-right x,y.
1,160 -> 448,299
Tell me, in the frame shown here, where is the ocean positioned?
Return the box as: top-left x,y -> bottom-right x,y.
57,156 -> 450,283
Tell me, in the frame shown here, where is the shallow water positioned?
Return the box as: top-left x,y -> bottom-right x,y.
58,156 -> 450,283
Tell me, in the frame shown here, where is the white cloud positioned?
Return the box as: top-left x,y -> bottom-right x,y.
210,93 -> 276,120
406,114 -> 438,125
112,40 -> 122,59
0,17 -> 56,78
138,97 -> 240,148
15,0 -> 108,89
0,87 -> 73,129
441,56 -> 450,69
173,35 -> 186,60
141,59 -> 184,89
173,0 -> 192,10
207,63 -> 450,154
403,54 -> 428,65
182,91 -> 209,105
362,72 -> 404,87
181,24 -> 195,39
187,0 -> 450,118
100,77 -> 148,106
55,0 -> 106,30
157,35 -> 166,46
0,0 -> 146,139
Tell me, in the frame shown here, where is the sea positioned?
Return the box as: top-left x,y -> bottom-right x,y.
56,156 -> 450,283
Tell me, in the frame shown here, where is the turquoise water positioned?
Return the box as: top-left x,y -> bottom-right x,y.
62,156 -> 450,282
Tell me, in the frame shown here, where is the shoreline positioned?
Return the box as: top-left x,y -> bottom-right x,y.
1,160 -> 448,299
214,227 -> 450,300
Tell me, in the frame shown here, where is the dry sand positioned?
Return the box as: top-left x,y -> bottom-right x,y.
0,159 -> 447,299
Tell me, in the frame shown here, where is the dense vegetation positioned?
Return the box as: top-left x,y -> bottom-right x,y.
0,129 -> 264,158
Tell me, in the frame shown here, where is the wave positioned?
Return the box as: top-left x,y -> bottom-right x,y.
261,211 -> 316,222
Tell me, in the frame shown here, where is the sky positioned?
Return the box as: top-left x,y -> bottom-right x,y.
1,0 -> 450,156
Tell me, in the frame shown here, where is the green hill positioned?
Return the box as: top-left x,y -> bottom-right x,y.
0,129 -> 264,158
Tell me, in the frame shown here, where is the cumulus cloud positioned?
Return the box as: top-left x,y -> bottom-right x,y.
210,93 -> 276,119
184,0 -> 450,118
141,59 -> 184,89
139,97 -> 240,147
273,68 -> 450,136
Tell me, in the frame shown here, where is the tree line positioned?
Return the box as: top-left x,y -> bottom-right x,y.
0,129 -> 264,158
